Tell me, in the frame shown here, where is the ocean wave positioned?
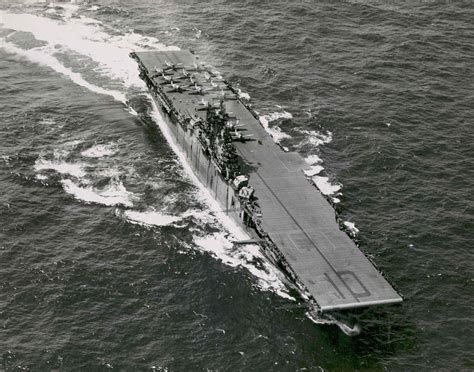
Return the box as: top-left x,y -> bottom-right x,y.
33,146 -> 135,210
0,8 -> 178,117
193,233 -> 294,300
0,9 -> 177,88
61,178 -> 134,207
259,111 -> 293,126
258,111 -> 292,144
94,167 -> 123,178
296,128 -> 333,147
116,205 -> 222,232
38,117 -> 56,126
268,126 -> 291,144
121,209 -> 182,227
61,140 -> 83,149
34,158 -> 87,179
96,5 -> 130,17
0,39 -> 128,104
81,143 -> 118,158
46,3 -> 79,19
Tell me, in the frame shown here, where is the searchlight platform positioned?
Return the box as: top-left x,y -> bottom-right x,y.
131,50 -> 402,312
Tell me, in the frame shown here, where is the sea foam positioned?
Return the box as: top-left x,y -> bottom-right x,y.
122,209 -> 182,227
343,221 -> 359,236
0,9 -> 177,88
81,143 -> 118,158
0,8 -> 177,114
193,233 -> 294,300
312,176 -> 341,196
296,128 -> 333,147
0,40 -> 128,104
34,158 -> 87,179
61,178 -> 134,207
258,111 -> 293,144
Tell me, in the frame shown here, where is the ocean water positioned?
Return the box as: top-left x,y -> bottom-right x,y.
1,1 -> 473,370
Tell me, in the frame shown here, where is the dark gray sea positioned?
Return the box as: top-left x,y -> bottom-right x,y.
1,0 -> 473,370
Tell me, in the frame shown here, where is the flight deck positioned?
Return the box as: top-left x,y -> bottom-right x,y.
132,50 -> 402,311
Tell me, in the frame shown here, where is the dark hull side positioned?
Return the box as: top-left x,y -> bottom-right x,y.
153,92 -> 243,227
143,75 -> 301,288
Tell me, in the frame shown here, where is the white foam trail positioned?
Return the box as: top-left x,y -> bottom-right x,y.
193,233 -> 294,300
259,111 -> 292,144
0,7 -> 178,116
119,206 -> 220,229
61,179 -> 134,207
34,158 -> 86,178
312,176 -> 341,196
0,40 -> 128,104
122,210 -> 182,227
0,9 -> 178,88
81,143 -> 118,158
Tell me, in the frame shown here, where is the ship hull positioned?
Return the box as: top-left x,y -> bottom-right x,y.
151,91 -> 243,226
131,50 -> 402,312
145,80 -> 290,275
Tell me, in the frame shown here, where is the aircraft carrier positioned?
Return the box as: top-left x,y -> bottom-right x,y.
130,50 -> 402,312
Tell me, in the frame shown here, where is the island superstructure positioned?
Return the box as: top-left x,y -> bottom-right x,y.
130,50 -> 402,312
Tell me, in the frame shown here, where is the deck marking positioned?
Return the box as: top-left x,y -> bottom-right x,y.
324,273 -> 346,299
252,169 -> 359,303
